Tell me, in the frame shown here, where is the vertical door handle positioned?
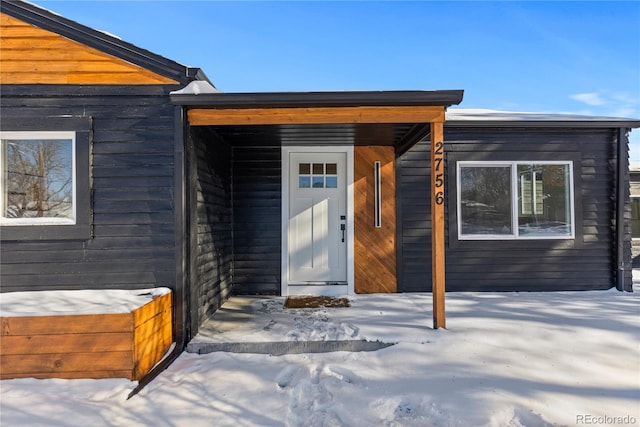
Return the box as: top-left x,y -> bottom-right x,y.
340,223 -> 346,242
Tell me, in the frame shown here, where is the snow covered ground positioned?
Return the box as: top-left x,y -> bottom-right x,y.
1,286 -> 638,427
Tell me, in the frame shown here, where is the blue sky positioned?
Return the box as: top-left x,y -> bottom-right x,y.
37,0 -> 640,155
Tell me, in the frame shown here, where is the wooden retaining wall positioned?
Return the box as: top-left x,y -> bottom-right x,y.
0,292 -> 172,380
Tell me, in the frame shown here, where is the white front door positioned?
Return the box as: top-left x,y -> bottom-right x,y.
288,152 -> 347,285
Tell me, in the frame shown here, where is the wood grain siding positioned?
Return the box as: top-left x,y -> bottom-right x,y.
0,85 -> 178,293
397,127 -> 619,292
190,128 -> 233,332
0,13 -> 177,85
232,146 -> 282,294
354,146 -> 397,293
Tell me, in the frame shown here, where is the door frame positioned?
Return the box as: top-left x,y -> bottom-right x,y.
281,146 -> 355,296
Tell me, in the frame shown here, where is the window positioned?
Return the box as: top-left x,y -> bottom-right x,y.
631,197 -> 640,239
457,161 -> 574,239
0,118 -> 90,241
298,163 -> 338,189
1,132 -> 76,225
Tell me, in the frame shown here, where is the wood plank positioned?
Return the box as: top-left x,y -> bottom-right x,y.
354,146 -> 397,293
1,61 -> 152,73
431,122 -> 446,329
0,351 -> 133,377
1,314 -> 133,336
0,49 -> 110,61
1,72 -> 174,85
3,370 -> 133,380
0,14 -> 31,26
0,332 -> 132,355
188,106 -> 445,126
1,37 -> 89,49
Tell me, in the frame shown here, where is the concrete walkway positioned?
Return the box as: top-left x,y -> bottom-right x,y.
186,296 -> 395,355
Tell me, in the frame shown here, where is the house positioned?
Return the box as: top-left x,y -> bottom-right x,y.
1,0 -> 639,380
629,161 -> 640,267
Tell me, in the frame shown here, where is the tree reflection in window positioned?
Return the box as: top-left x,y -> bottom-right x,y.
2,138 -> 73,220
460,166 -> 512,235
458,162 -> 573,239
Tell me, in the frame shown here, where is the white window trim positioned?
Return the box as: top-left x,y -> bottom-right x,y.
457,160 -> 575,240
0,131 -> 77,226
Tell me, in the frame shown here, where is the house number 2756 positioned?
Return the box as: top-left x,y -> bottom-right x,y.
433,141 -> 444,205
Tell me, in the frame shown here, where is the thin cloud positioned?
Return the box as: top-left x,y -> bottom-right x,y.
570,92 -> 606,106
569,91 -> 639,119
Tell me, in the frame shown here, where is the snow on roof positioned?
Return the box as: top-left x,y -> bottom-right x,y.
0,287 -> 171,317
170,80 -> 221,96
446,108 -> 640,125
16,0 -> 122,39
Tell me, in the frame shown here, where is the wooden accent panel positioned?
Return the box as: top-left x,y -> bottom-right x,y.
431,122 -> 446,328
354,146 -> 397,293
0,292 -> 173,380
188,106 -> 445,126
0,13 -> 178,85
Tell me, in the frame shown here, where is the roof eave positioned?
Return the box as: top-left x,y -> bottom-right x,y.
170,89 -> 464,109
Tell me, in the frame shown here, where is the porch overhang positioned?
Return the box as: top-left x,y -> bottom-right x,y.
170,82 -> 463,151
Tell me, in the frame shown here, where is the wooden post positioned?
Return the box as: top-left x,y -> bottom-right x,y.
431,121 -> 446,329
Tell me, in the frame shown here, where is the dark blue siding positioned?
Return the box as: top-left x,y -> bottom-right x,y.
189,128 -> 233,332
0,85 -> 178,292
397,127 -> 625,292
232,146 -> 282,294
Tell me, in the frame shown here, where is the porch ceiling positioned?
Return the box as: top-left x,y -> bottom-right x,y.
205,122 -> 426,147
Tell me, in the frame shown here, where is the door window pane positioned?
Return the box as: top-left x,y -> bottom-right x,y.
299,163 -> 310,174
325,176 -> 338,188
517,164 -> 571,236
312,176 -> 324,188
299,176 -> 311,188
459,166 -> 512,235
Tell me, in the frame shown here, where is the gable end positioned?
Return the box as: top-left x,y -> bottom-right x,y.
0,2 -> 187,85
